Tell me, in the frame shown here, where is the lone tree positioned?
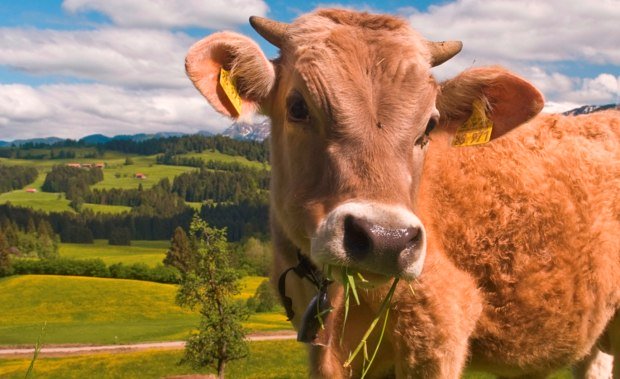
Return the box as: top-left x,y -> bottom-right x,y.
0,230 -> 12,276
164,226 -> 192,272
171,214 -> 248,378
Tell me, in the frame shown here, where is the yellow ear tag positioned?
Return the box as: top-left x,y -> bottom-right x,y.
452,99 -> 494,147
218,68 -> 242,116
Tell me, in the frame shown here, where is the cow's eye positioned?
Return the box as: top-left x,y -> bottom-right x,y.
414,133 -> 430,148
415,115 -> 439,148
425,115 -> 438,135
286,91 -> 310,123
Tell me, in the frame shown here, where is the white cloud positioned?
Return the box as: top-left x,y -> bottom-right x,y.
542,101 -> 582,114
408,0 -> 620,65
0,85 -> 53,124
0,27 -> 194,89
0,83 -> 231,140
1,0 -> 618,141
62,0 -> 268,29
412,0 -> 620,107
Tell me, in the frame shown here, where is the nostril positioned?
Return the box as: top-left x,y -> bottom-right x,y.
404,226 -> 422,250
343,215 -> 373,260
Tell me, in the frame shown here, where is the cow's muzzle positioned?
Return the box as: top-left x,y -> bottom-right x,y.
311,202 -> 427,281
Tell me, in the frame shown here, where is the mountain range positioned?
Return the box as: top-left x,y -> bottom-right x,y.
1,104 -> 616,147
561,103 -> 618,116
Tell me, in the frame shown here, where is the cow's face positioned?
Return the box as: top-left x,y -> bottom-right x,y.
185,9 -> 543,284
265,11 -> 453,282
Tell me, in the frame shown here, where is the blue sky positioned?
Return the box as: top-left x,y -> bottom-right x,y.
0,0 -> 618,141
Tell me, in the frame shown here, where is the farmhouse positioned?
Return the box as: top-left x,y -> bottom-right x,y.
25,188 -> 37,193
135,173 -> 147,180
66,163 -> 81,168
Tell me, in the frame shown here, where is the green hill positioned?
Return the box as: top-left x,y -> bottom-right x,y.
59,240 -> 169,267
0,275 -> 290,345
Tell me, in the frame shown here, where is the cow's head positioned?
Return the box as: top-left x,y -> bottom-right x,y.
185,9 -> 543,284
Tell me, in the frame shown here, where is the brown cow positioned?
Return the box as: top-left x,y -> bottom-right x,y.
185,8 -> 620,378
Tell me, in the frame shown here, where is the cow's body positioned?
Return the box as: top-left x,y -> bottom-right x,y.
272,111 -> 620,378
185,8 -> 620,378
421,110 -> 620,376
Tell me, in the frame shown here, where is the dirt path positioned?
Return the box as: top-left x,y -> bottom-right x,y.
0,331 -> 297,358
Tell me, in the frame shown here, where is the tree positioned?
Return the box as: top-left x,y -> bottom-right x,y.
124,156 -> 134,165
242,237 -> 271,276
246,279 -> 279,313
0,230 -> 12,276
176,215 -> 248,378
163,227 -> 192,272
108,227 -> 132,246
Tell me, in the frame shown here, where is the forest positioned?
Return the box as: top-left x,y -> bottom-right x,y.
0,165 -> 38,194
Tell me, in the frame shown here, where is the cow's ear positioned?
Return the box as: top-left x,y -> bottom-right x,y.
185,32 -> 275,118
436,66 -> 544,140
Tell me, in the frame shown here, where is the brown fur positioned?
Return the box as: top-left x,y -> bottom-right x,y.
420,110 -> 620,376
185,7 -> 620,378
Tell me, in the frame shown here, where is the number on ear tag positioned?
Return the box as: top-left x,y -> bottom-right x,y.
452,99 -> 493,147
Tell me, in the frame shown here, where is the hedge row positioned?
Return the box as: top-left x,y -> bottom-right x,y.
8,258 -> 181,284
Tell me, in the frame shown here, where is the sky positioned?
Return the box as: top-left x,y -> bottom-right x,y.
0,0 -> 618,141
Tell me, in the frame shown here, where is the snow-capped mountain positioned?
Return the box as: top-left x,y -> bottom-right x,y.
222,119 -> 271,141
563,103 -> 618,116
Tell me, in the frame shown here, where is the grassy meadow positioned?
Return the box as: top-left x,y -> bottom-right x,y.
0,189 -> 72,213
59,240 -> 169,267
179,150 -> 269,170
0,343 -> 572,379
0,275 -> 290,346
81,203 -> 132,214
0,340 -> 307,379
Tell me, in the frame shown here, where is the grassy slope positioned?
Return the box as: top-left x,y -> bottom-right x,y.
90,156 -> 195,190
81,203 -> 132,214
0,345 -> 572,379
59,240 -> 169,267
0,275 -> 290,345
179,150 -> 269,170
0,340 -> 307,379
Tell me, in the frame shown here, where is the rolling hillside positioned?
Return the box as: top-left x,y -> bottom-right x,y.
0,146 -> 266,215
0,275 -> 290,345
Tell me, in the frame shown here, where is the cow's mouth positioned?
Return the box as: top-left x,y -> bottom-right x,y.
325,264 -> 393,289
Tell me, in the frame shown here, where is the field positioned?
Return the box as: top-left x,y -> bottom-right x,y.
81,203 -> 132,214
90,155 -> 194,190
59,240 -> 169,267
0,189 -> 72,213
179,150 -> 269,170
0,275 -> 290,346
0,271 -> 571,378
0,340 -> 307,379
0,344 -> 572,379
0,146 -> 266,214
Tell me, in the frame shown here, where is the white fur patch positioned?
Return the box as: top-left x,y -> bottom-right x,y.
574,349 -> 613,379
310,201 -> 426,280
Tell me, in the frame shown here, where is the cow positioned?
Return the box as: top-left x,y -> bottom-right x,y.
184,8 -> 620,379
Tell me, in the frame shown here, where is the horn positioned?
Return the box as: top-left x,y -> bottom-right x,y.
249,16 -> 288,48
426,40 -> 463,67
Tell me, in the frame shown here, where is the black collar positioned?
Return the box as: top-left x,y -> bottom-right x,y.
277,250 -> 332,321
